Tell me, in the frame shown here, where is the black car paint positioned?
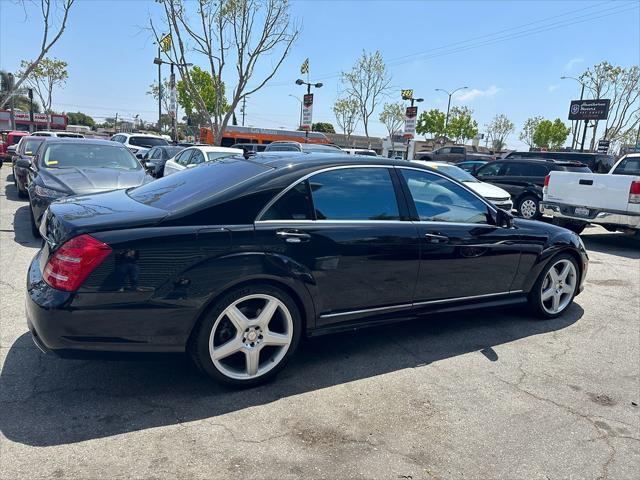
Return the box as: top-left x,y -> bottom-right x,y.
26,154 -> 588,356
505,150 -> 614,173
25,138 -> 151,229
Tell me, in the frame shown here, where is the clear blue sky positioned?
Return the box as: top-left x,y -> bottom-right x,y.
1,0 -> 639,148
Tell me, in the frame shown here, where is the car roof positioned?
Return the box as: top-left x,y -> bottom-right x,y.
117,132 -> 164,138
41,137 -> 126,147
189,146 -> 244,153
250,152 -> 412,170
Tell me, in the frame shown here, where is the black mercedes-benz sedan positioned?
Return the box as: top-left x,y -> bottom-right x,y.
16,138 -> 151,236
26,154 -> 588,387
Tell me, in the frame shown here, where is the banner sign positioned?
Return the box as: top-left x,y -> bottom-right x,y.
403,106 -> 418,138
597,139 -> 610,154
169,72 -> 177,117
568,99 -> 610,121
401,89 -> 413,100
301,93 -> 313,130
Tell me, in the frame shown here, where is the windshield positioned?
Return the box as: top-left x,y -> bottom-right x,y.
56,132 -> 84,138
266,144 -> 300,152
22,138 -> 44,155
612,157 -> 640,176
128,157 -> 269,211
206,151 -> 239,162
129,136 -> 169,148
41,143 -> 141,170
354,151 -> 377,156
300,144 -> 342,153
558,165 -> 591,173
429,164 -> 478,182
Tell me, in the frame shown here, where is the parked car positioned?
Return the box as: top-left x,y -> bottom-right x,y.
31,130 -> 85,138
140,145 -> 185,178
110,133 -> 169,157
264,141 -> 343,153
413,161 -> 513,211
15,138 -> 152,236
457,160 -> 488,175
11,135 -> 47,197
505,150 -> 615,173
342,148 -> 377,156
1,130 -> 29,163
416,145 -> 495,163
231,143 -> 267,154
540,153 -> 640,235
163,146 -> 243,176
475,158 -> 591,220
26,154 -> 587,387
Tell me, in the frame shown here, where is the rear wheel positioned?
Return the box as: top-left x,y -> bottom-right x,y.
189,284 -> 302,387
551,218 -> 587,235
528,254 -> 579,318
517,194 -> 540,220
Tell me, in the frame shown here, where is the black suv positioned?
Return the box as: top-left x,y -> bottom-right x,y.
475,158 -> 590,219
505,150 -> 614,173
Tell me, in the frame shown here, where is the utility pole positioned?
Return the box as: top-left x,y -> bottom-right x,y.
170,63 -> 177,143
114,113 -> 118,134
157,45 -> 162,133
241,97 -> 247,126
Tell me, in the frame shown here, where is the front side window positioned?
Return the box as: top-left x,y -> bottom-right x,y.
400,169 -> 490,224
476,162 -> 503,177
451,147 -> 465,154
261,181 -> 313,221
189,150 -> 206,165
21,138 -> 44,156
175,149 -> 193,166
437,147 -> 451,155
310,168 -> 400,221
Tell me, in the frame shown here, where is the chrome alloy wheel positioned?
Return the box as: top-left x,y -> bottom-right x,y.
520,198 -> 538,219
208,294 -> 293,380
540,259 -> 577,315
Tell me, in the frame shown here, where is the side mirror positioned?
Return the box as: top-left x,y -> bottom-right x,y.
495,208 -> 513,228
16,158 -> 33,169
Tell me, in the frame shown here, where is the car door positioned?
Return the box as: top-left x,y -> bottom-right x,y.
255,166 -> 421,326
396,166 -> 521,304
475,161 -> 515,195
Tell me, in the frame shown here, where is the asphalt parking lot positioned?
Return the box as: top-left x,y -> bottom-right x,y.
0,167 -> 638,480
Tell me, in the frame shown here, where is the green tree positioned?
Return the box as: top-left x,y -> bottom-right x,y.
486,113 -> 514,151
533,118 -> 570,149
519,116 -> 543,148
446,106 -> 478,143
341,50 -> 392,140
176,66 -> 228,119
312,122 -> 335,133
66,111 -> 95,127
333,97 -> 360,141
416,109 -> 447,139
147,78 -> 172,114
379,102 -> 405,153
19,57 -> 68,114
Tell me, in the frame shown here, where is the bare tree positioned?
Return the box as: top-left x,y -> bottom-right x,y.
340,50 -> 391,141
379,102 -> 405,154
333,97 -> 360,143
152,0 -> 299,145
0,0 -> 74,109
486,113 -> 514,151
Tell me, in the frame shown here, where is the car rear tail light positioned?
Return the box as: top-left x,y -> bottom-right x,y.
543,174 -> 550,195
43,234 -> 112,291
630,181 -> 640,204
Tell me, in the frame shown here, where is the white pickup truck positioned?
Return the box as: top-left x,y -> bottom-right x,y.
540,153 -> 640,235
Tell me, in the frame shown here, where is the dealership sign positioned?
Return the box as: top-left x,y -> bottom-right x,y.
568,99 -> 610,121
403,106 -> 418,138
597,139 -> 610,154
301,93 -> 313,130
12,111 -> 50,123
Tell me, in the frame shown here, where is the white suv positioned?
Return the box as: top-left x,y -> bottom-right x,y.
31,131 -> 84,138
110,133 -> 169,157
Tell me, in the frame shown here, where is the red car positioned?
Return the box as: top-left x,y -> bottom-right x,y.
0,130 -> 29,165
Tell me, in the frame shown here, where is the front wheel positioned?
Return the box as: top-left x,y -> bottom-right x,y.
189,284 -> 302,387
528,254 -> 579,318
517,195 -> 541,220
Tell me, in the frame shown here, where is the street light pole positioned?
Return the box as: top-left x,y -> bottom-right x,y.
154,56 -> 192,143
295,79 -> 323,142
561,76 -> 586,150
288,94 -> 302,128
403,94 -> 423,160
157,46 -> 162,133
436,86 -> 468,128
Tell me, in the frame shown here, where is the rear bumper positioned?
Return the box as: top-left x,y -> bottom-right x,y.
26,251 -> 187,356
540,202 -> 640,229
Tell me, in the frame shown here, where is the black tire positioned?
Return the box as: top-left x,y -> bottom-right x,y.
29,206 -> 40,238
551,218 -> 587,235
517,194 -> 541,220
189,283 -> 302,388
528,253 -> 579,319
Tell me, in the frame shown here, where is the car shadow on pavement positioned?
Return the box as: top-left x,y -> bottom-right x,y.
0,304 -> 583,447
582,232 -> 639,260
12,205 -> 41,248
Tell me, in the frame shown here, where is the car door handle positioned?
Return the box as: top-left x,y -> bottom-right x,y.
424,233 -> 449,244
276,230 -> 311,243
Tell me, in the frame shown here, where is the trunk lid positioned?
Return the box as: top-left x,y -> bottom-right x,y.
544,171 -> 637,212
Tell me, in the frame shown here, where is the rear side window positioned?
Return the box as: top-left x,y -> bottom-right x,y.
451,147 -> 465,154
504,162 -> 548,176
557,165 -> 591,173
127,158 -> 269,211
129,136 -> 169,148
309,168 -> 400,220
261,181 -> 313,221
